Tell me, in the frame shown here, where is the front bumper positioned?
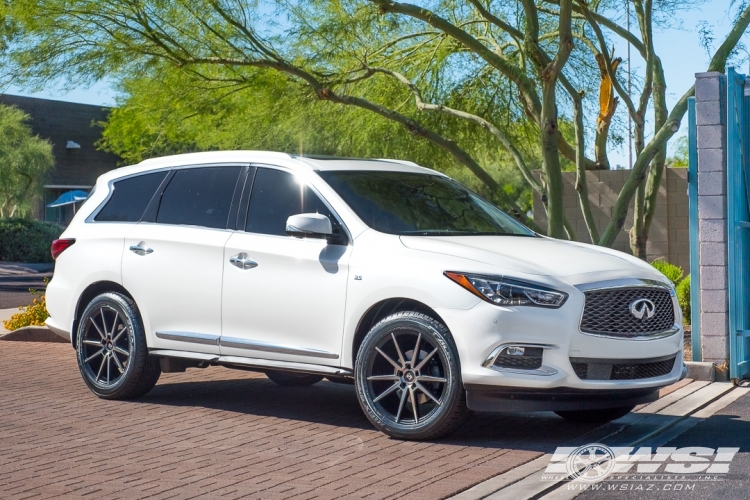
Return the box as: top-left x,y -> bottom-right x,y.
435,277 -> 684,396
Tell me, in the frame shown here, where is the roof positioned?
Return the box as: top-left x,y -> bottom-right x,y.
102,151 -> 442,181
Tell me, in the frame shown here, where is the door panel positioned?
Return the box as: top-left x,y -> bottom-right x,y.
123,224 -> 232,353
220,166 -> 350,364
221,232 -> 350,363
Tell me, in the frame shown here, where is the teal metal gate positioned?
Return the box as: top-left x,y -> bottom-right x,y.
688,68 -> 750,378
726,68 -> 750,380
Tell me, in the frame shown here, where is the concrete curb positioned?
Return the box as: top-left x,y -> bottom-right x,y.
685,361 -> 716,381
0,326 -> 68,343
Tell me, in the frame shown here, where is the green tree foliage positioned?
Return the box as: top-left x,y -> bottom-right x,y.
4,0 -> 750,248
0,105 -> 54,218
677,275 -> 691,326
101,65 -> 533,213
650,258 -> 684,286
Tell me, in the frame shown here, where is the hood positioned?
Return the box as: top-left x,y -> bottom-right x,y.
399,235 -> 664,279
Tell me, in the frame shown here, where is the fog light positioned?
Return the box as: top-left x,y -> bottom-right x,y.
506,346 -> 525,356
493,346 -> 543,370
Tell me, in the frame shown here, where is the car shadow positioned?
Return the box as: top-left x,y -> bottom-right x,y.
134,370 -> 639,452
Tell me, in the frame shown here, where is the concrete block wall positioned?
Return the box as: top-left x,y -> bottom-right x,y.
695,71 -> 729,365
532,167 -> 689,270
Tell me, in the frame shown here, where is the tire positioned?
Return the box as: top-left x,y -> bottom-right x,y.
265,370 -> 323,386
555,406 -> 635,424
355,311 -> 470,440
75,292 -> 161,400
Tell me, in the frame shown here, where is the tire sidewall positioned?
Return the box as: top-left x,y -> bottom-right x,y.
76,293 -> 146,398
355,314 -> 463,439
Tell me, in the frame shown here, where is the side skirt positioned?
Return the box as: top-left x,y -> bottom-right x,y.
149,349 -> 354,378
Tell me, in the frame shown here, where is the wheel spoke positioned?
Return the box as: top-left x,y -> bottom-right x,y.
372,381 -> 401,403
109,311 -> 119,336
411,333 -> 422,366
408,385 -> 419,423
106,353 -> 111,383
391,332 -> 406,367
112,324 -> 127,343
414,347 -> 438,371
366,374 -> 399,381
82,340 -> 102,347
84,349 -> 104,363
416,375 -> 446,384
415,381 -> 441,405
95,354 -> 106,381
395,386 -> 408,422
375,347 -> 402,371
113,346 -> 130,357
111,352 -> 125,374
89,317 -> 106,339
100,307 -> 108,337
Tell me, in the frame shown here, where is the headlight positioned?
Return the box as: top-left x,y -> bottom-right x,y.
444,271 -> 568,308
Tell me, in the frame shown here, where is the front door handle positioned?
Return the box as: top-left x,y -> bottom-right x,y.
229,252 -> 258,270
129,242 -> 153,256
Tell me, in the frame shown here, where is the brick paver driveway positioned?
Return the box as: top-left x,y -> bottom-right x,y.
1,342 -> 635,499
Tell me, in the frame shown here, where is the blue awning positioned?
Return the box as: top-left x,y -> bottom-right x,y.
47,190 -> 89,208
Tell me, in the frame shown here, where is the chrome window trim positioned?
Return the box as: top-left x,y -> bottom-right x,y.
575,279 -> 681,341
482,342 -> 558,376
219,336 -> 339,359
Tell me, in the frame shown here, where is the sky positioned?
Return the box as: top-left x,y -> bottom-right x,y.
3,1 -> 749,166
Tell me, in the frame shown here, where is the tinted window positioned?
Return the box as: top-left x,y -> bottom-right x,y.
156,167 -> 241,229
246,168 -> 344,240
95,171 -> 167,222
319,171 -> 534,236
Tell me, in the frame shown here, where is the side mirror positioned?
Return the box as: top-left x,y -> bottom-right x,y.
286,213 -> 333,239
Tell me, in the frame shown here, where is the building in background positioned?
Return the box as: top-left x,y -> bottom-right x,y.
0,94 -> 120,225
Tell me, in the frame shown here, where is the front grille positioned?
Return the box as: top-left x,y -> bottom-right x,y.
493,347 -> 543,370
580,287 -> 675,338
571,355 -> 676,381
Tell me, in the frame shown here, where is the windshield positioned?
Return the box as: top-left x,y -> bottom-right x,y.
318,170 -> 535,237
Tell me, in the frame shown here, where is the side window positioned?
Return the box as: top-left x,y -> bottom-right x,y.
156,166 -> 241,229
246,168 -> 345,242
94,171 -> 168,222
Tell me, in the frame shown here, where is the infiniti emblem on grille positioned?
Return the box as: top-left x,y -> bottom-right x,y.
629,298 -> 656,320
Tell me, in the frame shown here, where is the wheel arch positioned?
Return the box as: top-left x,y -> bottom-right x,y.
351,298 -> 447,366
72,281 -> 135,348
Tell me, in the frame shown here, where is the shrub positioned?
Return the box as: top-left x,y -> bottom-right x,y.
3,292 -> 49,331
0,218 -> 63,263
677,275 -> 691,326
650,258 -> 684,287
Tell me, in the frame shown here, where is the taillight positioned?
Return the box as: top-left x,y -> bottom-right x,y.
51,239 -> 76,260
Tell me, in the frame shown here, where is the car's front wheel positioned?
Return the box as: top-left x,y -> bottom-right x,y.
555,406 -> 635,423
76,292 -> 161,399
355,311 -> 470,440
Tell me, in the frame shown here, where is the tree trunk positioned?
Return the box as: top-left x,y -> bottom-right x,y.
540,80 -> 566,239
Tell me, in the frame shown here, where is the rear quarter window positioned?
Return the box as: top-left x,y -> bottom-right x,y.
94,171 -> 168,222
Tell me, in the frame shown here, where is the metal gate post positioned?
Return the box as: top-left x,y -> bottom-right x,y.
688,97 -> 701,360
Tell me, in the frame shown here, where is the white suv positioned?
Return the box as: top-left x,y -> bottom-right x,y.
46,151 -> 685,440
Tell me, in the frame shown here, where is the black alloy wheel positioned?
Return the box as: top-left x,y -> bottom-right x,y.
355,311 -> 469,440
76,292 -> 160,399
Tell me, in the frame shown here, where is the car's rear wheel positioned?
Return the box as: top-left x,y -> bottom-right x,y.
555,406 -> 635,423
265,370 -> 323,386
76,292 -> 160,399
355,311 -> 469,440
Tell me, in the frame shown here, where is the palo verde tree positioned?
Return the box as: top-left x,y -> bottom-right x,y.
4,1 -> 750,251
0,104 -> 54,218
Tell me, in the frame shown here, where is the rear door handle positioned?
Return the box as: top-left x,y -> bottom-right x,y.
129,242 -> 153,256
229,252 -> 258,270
